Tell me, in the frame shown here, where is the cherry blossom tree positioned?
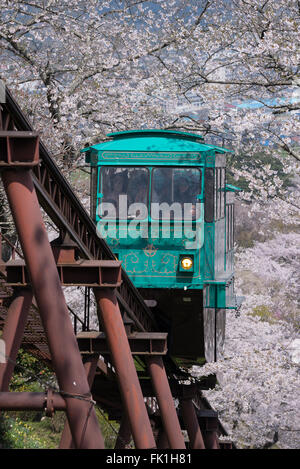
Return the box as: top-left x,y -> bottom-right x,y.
192,305 -> 300,448
0,2 -> 298,148
1,1 -> 299,213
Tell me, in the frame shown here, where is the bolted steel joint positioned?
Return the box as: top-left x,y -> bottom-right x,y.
0,131 -> 39,168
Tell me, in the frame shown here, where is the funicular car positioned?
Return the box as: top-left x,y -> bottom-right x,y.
82,130 -> 241,367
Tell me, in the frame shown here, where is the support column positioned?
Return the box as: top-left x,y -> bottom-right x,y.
156,429 -> 170,449
202,418 -> 220,449
94,288 -> 156,449
147,356 -> 186,449
0,288 -> 33,392
180,399 -> 205,449
114,414 -> 132,449
59,354 -> 99,449
1,169 -> 104,449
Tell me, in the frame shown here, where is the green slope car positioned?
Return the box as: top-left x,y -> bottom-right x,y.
83,130 -> 242,367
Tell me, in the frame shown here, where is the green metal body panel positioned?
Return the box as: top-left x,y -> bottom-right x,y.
82,130 -> 236,308
83,130 -> 240,366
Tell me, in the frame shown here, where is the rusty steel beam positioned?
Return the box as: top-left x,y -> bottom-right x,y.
93,288 -> 156,449
198,410 -> 220,449
4,259 -> 122,288
202,424 -> 220,449
180,399 -> 205,449
156,429 -> 170,449
0,288 -> 33,392
0,391 -> 66,411
219,440 -> 233,449
1,168 -> 104,449
77,331 -> 168,356
114,414 -> 132,449
0,131 -> 39,167
147,356 -> 186,449
90,375 -> 209,402
51,232 -> 78,264
59,355 -> 100,449
95,357 -> 116,379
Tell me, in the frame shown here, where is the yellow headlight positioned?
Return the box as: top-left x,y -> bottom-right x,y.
180,257 -> 193,270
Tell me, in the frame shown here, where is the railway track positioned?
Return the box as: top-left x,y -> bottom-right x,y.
0,87 -> 232,448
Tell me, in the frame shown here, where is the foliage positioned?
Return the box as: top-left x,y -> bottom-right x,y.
10,348 -> 54,391
226,150 -> 295,195
0,414 -> 44,448
0,407 -> 120,449
0,346 -> 120,448
251,305 -> 279,324
95,408 -> 121,449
